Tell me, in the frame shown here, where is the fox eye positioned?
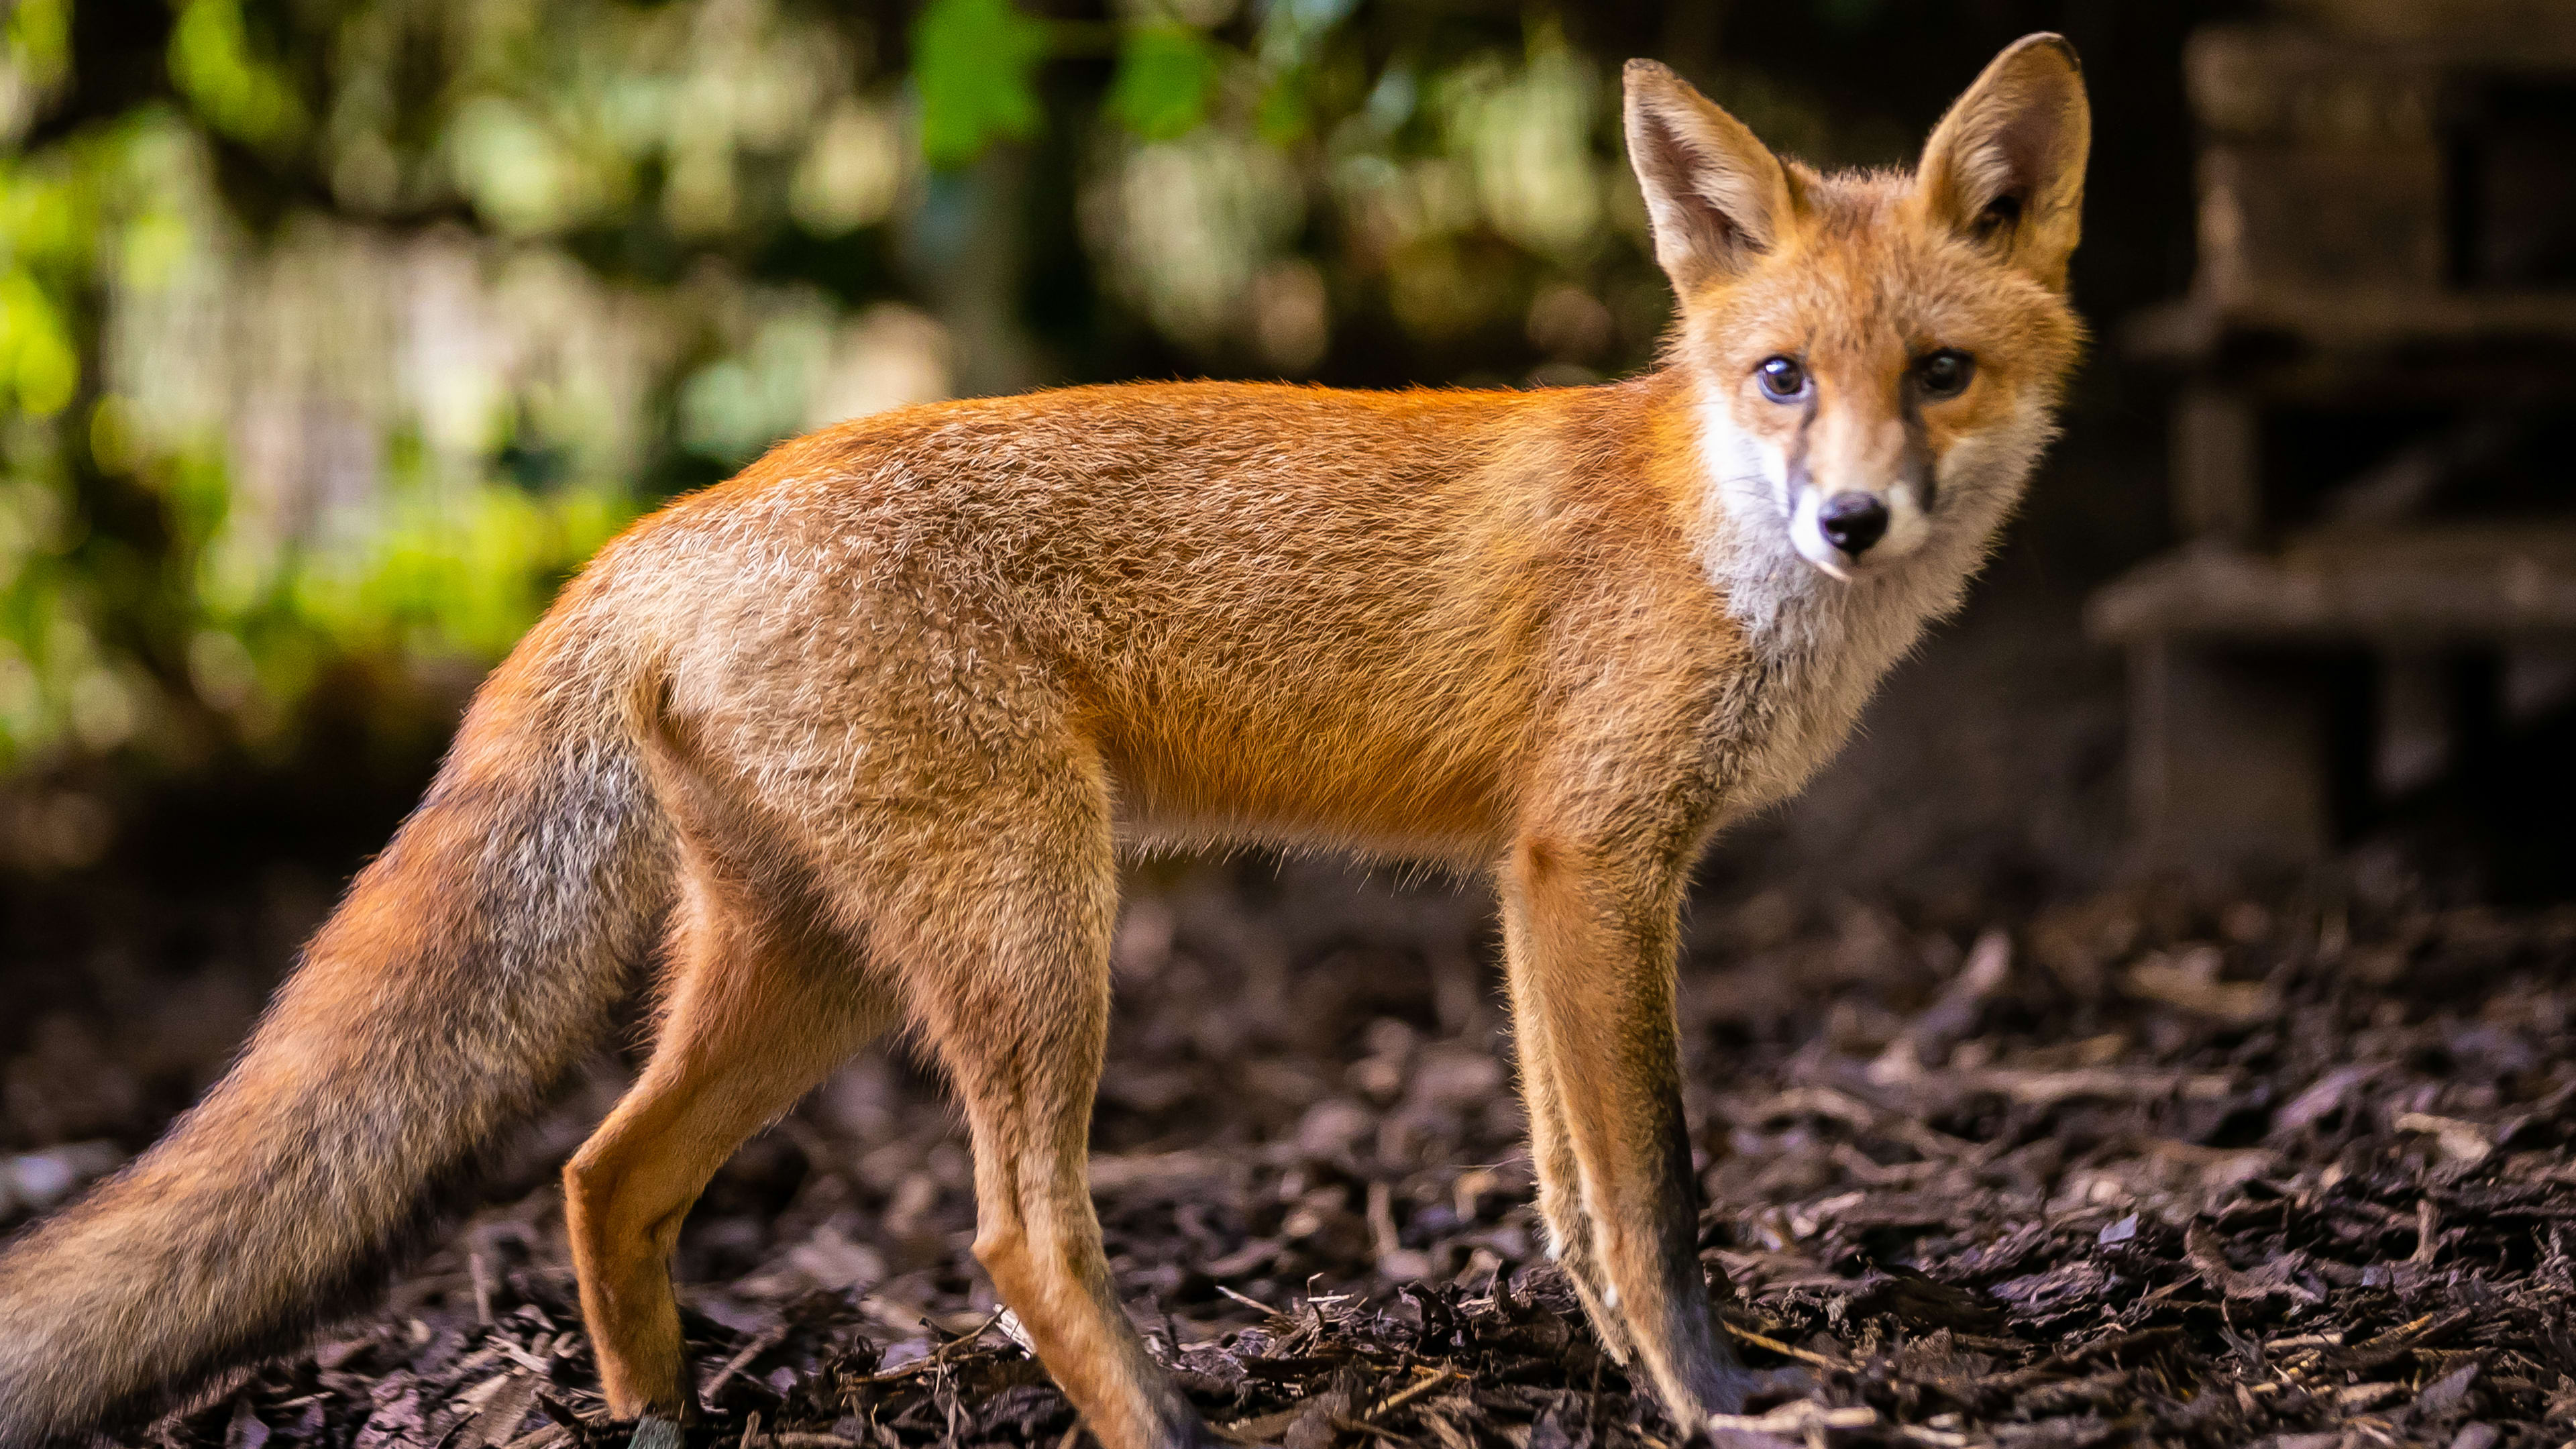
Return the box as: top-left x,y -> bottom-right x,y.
1756,356 -> 1807,401
1916,349 -> 1975,399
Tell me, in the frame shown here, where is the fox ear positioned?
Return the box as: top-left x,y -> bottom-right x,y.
1915,33 -> 2090,288
1623,60 -> 1794,299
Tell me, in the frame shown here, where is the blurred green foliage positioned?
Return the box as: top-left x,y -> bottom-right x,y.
0,0 -> 1889,809
1108,24 -> 1220,141
914,0 -> 1051,164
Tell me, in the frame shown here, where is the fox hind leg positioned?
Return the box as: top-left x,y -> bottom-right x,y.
842,764 -> 1214,1449
564,847 -> 899,1422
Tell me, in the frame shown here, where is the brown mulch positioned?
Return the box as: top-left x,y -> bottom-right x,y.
7,865 -> 2575,1449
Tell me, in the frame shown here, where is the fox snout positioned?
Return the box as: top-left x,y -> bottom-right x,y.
1790,483 -> 1918,579
1816,491 -> 1888,554
1784,431 -> 1935,581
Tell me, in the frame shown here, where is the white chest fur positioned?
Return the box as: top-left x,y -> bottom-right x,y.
1716,534 -> 1978,812
1695,402 -> 2041,815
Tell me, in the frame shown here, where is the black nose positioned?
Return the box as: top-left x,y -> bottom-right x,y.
1818,492 -> 1889,555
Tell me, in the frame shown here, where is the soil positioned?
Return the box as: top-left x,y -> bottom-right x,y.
5,857 -> 2573,1449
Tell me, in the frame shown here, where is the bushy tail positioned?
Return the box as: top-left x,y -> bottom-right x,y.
0,626 -> 674,1446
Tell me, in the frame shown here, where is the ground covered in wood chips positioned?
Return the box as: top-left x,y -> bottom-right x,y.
6,863 -> 2575,1449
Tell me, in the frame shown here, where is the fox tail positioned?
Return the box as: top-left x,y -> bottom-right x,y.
0,608 -> 674,1445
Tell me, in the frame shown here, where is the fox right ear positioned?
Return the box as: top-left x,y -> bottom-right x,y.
1623,60 -> 1794,299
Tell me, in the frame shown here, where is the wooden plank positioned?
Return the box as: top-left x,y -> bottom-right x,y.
2269,1 -> 2576,54
2172,387 -> 2263,542
2126,290 -> 2576,362
2127,639 -> 2334,867
2375,653 -> 2453,796
2188,22 -> 2576,144
2198,144 -> 2443,296
2088,526 -> 2576,645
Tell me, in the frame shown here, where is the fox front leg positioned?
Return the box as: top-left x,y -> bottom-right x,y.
1499,829 -> 1754,1426
1512,1019 -> 1638,1366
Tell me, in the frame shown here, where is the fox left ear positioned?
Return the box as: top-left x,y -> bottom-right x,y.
1915,33 -> 2090,289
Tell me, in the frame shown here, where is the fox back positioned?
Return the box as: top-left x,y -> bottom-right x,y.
623,73 -> 2084,858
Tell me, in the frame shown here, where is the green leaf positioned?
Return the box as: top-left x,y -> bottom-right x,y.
0,269 -> 77,417
168,0 -> 306,150
7,0 -> 70,93
1255,67 -> 1309,146
912,0 -> 1051,169
1108,25 -> 1218,142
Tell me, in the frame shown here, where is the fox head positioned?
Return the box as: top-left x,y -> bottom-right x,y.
1625,36 -> 2089,590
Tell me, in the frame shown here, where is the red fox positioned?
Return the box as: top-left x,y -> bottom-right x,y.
0,36 -> 2086,1449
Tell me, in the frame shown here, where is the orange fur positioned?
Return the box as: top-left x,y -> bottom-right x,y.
0,38 -> 2089,1449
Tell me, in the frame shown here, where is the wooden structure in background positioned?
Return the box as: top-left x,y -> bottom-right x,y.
2092,0 -> 2576,865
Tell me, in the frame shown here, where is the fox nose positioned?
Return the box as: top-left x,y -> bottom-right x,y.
1818,492 -> 1889,556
